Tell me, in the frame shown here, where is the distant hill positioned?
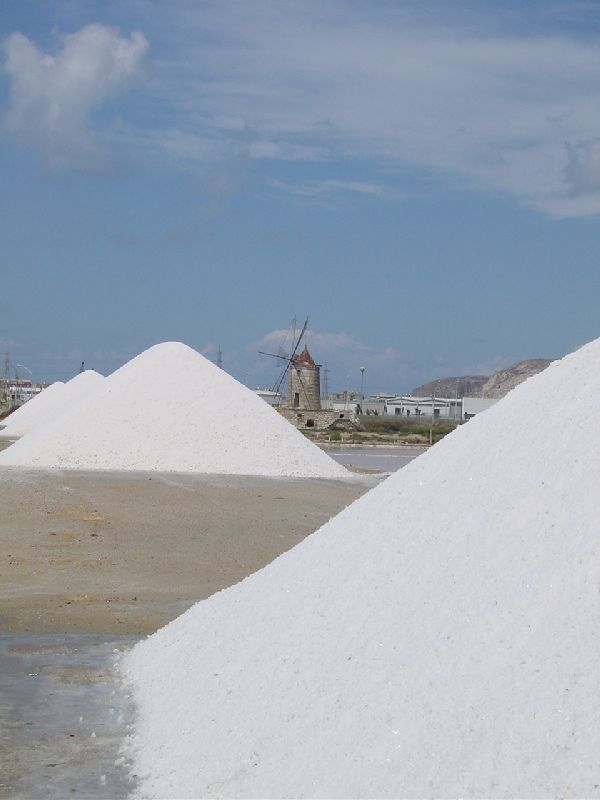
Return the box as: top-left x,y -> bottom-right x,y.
411,375 -> 488,398
413,358 -> 554,399
478,358 -> 554,398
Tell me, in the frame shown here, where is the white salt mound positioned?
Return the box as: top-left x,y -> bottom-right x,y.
0,342 -> 346,479
0,381 -> 64,435
121,337 -> 600,798
1,371 -> 104,438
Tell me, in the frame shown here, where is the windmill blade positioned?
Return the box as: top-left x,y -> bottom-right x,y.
289,317 -> 309,360
276,317 -> 309,398
258,316 -> 310,399
258,351 -> 290,361
258,350 -> 293,395
273,361 -> 291,397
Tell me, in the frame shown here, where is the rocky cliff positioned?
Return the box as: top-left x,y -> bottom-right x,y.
413,358 -> 553,399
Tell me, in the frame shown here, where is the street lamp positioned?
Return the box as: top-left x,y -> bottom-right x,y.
16,364 -> 33,405
16,363 -> 32,385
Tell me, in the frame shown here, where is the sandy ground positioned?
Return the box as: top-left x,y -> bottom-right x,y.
0,466 -> 373,635
0,452 -> 375,797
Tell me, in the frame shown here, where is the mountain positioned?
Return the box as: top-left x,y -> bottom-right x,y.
479,358 -> 554,398
411,374 -> 488,398
413,358 -> 553,399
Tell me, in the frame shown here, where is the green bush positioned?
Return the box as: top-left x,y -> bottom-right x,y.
359,416 -> 457,438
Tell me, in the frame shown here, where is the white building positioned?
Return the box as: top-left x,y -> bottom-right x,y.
385,395 -> 462,421
329,400 -> 360,414
255,389 -> 283,407
321,393 -> 499,422
6,380 -> 43,408
360,399 -> 387,415
462,396 -> 499,419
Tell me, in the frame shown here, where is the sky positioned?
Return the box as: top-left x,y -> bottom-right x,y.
2,0 -> 600,394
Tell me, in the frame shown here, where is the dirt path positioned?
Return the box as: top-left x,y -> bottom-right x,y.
0,468 -> 373,635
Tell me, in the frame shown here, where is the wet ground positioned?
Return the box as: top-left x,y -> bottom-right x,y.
326,445 -> 426,472
0,635 -> 138,799
0,451 -> 426,799
0,469 -> 377,798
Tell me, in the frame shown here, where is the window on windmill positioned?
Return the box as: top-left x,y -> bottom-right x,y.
339,413 -> 345,418
306,419 -> 315,428
293,392 -> 300,408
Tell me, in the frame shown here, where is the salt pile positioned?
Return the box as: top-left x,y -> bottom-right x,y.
1,371 -> 104,438
0,342 -> 346,478
0,381 -> 64,435
121,338 -> 600,798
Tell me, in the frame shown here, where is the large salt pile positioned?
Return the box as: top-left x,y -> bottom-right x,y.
0,381 -> 64,435
121,338 -> 600,798
0,371 -> 104,438
0,343 -> 346,478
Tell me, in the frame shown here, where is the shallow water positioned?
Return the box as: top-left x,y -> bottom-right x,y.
327,446 -> 426,472
0,634 -> 138,799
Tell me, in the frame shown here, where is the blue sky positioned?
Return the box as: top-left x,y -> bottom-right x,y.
2,0 -> 600,393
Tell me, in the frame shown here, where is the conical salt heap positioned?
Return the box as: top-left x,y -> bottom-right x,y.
120,338 -> 600,798
0,381 -> 64,435
1,371 -> 104,438
0,343 -> 346,478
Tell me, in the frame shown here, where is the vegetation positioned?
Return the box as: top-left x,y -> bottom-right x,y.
302,417 -> 459,445
360,417 -> 457,438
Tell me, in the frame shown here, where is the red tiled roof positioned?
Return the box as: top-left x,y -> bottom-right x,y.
293,345 -> 316,367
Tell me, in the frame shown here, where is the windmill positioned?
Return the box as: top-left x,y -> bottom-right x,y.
259,316 -> 320,407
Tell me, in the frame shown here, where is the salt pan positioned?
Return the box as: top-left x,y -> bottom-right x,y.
1,371 -> 103,438
1,381 -> 64,435
0,343 -> 347,478
121,337 -> 600,798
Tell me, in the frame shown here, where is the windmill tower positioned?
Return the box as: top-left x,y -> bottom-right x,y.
258,317 -> 350,431
287,345 -> 321,410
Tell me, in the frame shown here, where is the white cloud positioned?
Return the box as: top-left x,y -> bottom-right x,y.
268,178 -> 389,198
8,5 -> 600,215
3,23 -> 148,170
256,326 -> 412,392
138,1 -> 600,216
565,138 -> 600,194
248,140 -> 327,161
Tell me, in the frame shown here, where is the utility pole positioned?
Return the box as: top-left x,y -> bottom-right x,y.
322,364 -> 329,405
2,348 -> 9,409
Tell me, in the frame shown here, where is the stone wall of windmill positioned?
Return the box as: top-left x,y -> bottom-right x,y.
279,344 -> 359,431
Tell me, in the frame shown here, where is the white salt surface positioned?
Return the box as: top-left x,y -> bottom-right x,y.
1,371 -> 104,438
121,338 -> 600,798
0,343 -> 346,479
0,381 -> 64,435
